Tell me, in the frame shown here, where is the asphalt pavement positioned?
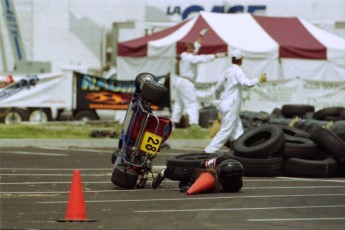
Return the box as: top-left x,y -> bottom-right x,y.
0,138 -> 209,150
1,142 -> 345,230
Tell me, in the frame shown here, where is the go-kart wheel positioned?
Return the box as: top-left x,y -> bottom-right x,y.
135,72 -> 157,93
111,149 -> 120,164
111,166 -> 138,189
111,153 -> 116,164
141,80 -> 168,105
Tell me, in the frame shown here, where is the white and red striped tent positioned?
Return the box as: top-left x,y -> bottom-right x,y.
117,12 -> 345,83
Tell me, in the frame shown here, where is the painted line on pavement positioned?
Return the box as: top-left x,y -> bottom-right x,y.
0,181 -> 113,185
36,193 -> 345,204
133,204 -> 345,213
0,173 -> 109,176
2,189 -> 165,195
276,177 -> 345,183
247,217 -> 345,221
1,151 -> 68,156
1,168 -> 344,184
37,146 -> 111,152
0,168 -> 109,170
1,180 -> 344,190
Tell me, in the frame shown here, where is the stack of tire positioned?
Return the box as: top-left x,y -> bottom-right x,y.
224,125 -> 285,177
225,124 -> 345,177
240,105 -> 345,143
269,105 -> 345,140
166,105 -> 345,180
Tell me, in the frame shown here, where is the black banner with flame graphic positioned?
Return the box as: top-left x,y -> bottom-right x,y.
74,72 -> 170,110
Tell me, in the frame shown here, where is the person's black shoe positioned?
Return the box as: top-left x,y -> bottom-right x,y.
152,169 -> 165,189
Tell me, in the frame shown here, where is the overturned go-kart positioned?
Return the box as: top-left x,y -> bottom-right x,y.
111,72 -> 172,189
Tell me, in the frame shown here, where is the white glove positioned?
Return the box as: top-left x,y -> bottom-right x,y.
200,28 -> 209,36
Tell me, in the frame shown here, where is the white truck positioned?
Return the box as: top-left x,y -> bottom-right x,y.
0,71 -> 123,124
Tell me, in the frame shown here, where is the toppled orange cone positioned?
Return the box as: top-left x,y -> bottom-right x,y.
57,170 -> 96,222
186,172 -> 215,195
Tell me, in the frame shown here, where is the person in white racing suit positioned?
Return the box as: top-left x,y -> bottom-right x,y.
204,49 -> 267,153
171,29 -> 225,127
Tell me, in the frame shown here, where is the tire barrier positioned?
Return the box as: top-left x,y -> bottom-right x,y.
284,154 -> 338,178
224,151 -> 284,177
309,128 -> 345,175
281,104 -> 315,118
164,127 -> 344,178
165,152 -> 220,181
331,120 -> 345,142
313,107 -> 345,121
283,135 -> 317,159
240,105 -> 344,132
233,124 -> 285,159
164,105 -> 345,178
231,124 -> 344,177
234,105 -> 345,177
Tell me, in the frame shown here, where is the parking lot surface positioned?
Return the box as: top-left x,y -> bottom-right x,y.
1,146 -> 345,230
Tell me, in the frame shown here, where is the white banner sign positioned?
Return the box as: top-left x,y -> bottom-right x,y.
0,72 -> 72,109
196,78 -> 345,113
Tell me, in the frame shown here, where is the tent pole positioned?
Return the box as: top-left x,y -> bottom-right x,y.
0,18 -> 8,72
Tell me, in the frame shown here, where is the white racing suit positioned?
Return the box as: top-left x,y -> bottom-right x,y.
204,64 -> 259,153
171,42 -> 215,125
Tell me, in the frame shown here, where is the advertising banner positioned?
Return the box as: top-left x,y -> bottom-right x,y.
242,78 -> 345,112
74,72 -> 170,110
0,72 -> 72,108
195,78 -> 345,113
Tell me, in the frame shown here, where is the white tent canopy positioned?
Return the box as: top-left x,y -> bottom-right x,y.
117,12 -> 345,83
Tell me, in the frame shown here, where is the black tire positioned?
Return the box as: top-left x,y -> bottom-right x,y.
284,154 -> 338,177
339,108 -> 345,120
111,149 -> 118,164
167,152 -> 220,168
294,119 -> 328,133
111,165 -> 138,189
135,72 -> 157,93
283,135 -> 317,159
3,108 -> 29,124
281,104 -> 315,118
28,108 -> 52,122
224,151 -> 283,177
165,152 -> 219,181
140,80 -> 168,105
199,106 -> 218,128
111,153 -> 116,164
271,108 -> 283,118
278,125 -> 310,138
309,128 -> 345,175
332,121 -> 345,142
268,118 -> 292,127
233,125 -> 285,159
74,110 -> 99,121
313,107 -> 344,120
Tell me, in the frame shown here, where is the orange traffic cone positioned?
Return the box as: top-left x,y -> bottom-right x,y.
186,171 -> 216,195
57,170 -> 96,222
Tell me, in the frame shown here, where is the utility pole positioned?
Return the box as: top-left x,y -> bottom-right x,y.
0,17 -> 8,72
1,0 -> 27,64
